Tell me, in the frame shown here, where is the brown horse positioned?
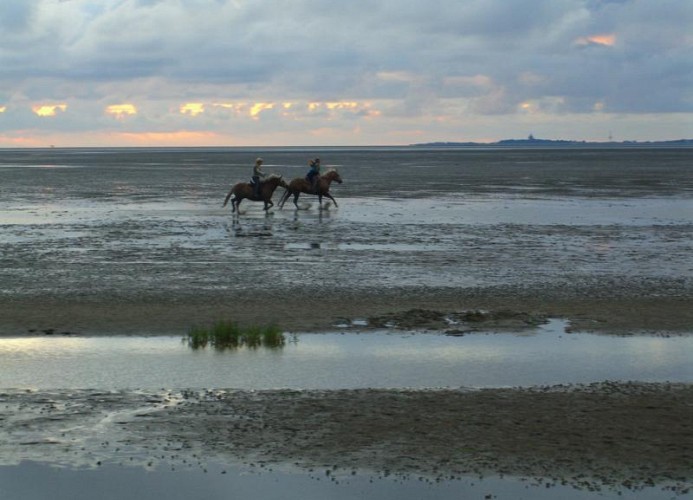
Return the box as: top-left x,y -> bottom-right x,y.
223,174 -> 289,213
278,169 -> 343,209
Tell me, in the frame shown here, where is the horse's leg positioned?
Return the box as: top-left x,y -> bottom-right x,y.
278,190 -> 289,209
324,193 -> 338,207
292,192 -> 301,209
235,198 -> 243,213
317,194 -> 323,207
264,199 -> 274,211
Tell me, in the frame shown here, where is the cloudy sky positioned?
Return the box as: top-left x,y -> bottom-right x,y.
0,0 -> 691,147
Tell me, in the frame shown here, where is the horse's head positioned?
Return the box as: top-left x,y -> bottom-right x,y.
325,169 -> 343,184
265,174 -> 286,187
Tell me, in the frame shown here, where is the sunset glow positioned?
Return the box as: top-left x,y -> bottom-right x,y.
118,131 -> 218,145
105,104 -> 137,118
575,34 -> 616,47
249,102 -> 274,118
326,102 -> 359,110
212,102 -> 243,114
180,103 -> 205,116
33,104 -> 67,117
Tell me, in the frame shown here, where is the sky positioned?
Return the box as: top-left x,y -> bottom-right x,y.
0,0 -> 691,147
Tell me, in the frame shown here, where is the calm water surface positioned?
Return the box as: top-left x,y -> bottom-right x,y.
1,321 -> 691,390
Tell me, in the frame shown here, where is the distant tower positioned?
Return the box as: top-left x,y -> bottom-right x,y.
608,131 -> 613,141
528,133 -> 535,141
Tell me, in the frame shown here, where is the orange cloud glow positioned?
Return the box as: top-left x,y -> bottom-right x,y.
326,101 -> 358,110
309,101 -> 376,113
0,134 -> 45,146
106,104 -> 137,118
249,102 -> 274,118
212,102 -> 245,114
33,104 -> 67,117
180,103 -> 205,116
575,34 -> 616,47
117,131 -> 219,145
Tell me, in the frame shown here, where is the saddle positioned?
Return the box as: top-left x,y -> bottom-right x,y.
250,179 -> 263,199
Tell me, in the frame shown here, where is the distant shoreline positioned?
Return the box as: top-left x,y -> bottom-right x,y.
1,138 -> 692,151
410,137 -> 693,148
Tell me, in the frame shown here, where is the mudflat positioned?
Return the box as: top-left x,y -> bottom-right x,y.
1,148 -> 692,494
2,283 -> 692,336
1,383 -> 691,494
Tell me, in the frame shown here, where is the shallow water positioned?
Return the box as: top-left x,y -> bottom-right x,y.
1,147 -> 691,299
1,321 -> 691,390
0,461 -> 684,500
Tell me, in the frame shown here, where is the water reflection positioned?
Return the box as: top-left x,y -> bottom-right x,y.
1,321 -> 691,390
227,211 -> 274,237
1,461 -> 674,500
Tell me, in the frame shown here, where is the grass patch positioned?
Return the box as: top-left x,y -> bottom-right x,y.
185,320 -> 285,350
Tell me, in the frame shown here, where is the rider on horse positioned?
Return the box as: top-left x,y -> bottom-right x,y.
251,157 -> 266,198
306,158 -> 321,193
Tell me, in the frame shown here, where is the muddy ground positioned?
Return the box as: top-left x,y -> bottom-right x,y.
0,383 -> 691,494
2,283 -> 692,336
1,148 -> 692,494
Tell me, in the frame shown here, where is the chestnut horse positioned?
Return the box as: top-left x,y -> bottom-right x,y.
223,174 -> 288,213
278,169 -> 343,209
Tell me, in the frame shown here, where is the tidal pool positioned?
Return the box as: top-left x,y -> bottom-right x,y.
1,321 -> 691,390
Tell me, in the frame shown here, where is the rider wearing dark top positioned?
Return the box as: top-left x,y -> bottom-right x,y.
306,158 -> 320,193
251,157 -> 266,198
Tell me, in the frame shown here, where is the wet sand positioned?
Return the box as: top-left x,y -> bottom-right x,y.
2,283 -> 692,336
1,383 -> 691,494
1,148 -> 691,494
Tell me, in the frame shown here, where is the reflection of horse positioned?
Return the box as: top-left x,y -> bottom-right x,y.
278,169 -> 343,209
223,174 -> 288,213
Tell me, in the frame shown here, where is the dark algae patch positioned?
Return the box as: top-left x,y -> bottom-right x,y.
368,308 -> 549,332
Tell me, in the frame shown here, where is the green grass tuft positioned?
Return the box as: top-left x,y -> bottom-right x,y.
185,321 -> 285,350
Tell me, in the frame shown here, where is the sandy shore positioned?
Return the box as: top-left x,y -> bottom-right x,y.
2,283 -> 692,336
0,383 -> 691,494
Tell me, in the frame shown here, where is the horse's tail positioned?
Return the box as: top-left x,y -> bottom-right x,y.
222,189 -> 235,208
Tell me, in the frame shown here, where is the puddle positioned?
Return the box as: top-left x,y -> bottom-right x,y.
1,321 -> 691,390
